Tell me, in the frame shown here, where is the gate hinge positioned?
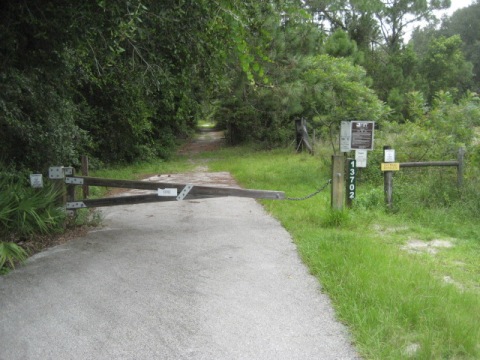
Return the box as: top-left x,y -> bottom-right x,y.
49,166 -> 64,179
65,177 -> 84,185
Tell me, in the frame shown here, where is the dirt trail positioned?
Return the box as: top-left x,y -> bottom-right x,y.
166,128 -> 239,187
177,129 -> 225,156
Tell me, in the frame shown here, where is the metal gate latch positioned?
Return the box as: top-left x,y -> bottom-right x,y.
176,184 -> 193,201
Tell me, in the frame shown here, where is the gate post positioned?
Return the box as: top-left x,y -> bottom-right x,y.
66,168 -> 76,217
457,147 -> 465,188
49,166 -> 66,207
383,146 -> 394,210
81,155 -> 90,198
331,154 -> 345,210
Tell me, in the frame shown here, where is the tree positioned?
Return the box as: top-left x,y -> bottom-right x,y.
325,29 -> 364,64
419,35 -> 473,102
384,91 -> 480,161
375,0 -> 450,53
0,1 -> 90,169
217,9 -> 387,148
305,0 -> 451,52
303,0 -> 454,122
440,1 -> 480,91
217,2 -> 325,145
0,0 -> 285,169
304,0 -> 382,50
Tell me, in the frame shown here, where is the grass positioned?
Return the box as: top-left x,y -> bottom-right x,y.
80,144 -> 479,359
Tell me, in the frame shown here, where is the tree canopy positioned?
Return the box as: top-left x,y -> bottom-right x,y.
0,0 -> 478,169
0,0 -> 279,169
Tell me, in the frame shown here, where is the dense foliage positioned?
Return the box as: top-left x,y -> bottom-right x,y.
0,0 -> 278,169
0,172 -> 66,238
0,172 -> 65,272
1,0 -> 479,168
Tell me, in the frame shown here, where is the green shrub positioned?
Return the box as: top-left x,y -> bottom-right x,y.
0,241 -> 28,273
0,175 -> 66,239
354,187 -> 384,210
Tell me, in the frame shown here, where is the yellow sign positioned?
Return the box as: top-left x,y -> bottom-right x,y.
381,163 -> 400,171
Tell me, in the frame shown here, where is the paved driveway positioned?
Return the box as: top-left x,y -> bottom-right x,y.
0,173 -> 359,360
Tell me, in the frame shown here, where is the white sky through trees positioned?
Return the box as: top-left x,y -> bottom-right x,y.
404,0 -> 476,40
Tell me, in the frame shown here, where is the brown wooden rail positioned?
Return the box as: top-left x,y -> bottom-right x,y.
64,176 -> 285,210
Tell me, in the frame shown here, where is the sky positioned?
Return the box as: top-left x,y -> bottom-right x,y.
435,0 -> 476,17
404,0 -> 476,40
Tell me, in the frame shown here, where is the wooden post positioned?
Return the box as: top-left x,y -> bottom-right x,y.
81,155 -> 89,198
295,119 -> 302,152
52,180 -> 65,207
312,129 -> 316,154
457,147 -> 465,188
66,168 -> 76,217
49,172 -> 67,206
331,154 -> 345,210
383,146 -> 393,210
295,118 -> 313,154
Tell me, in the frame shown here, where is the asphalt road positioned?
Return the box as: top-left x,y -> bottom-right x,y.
0,177 -> 360,360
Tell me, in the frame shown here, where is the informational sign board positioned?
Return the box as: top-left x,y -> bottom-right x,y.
384,149 -> 396,163
355,150 -> 367,168
30,174 -> 43,188
347,159 -> 356,200
340,121 -> 351,152
350,121 -> 374,150
381,163 -> 400,171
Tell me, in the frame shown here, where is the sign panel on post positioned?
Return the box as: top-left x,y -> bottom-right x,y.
355,150 -> 367,168
30,174 -> 43,188
384,149 -> 396,163
347,159 -> 356,201
350,121 -> 374,150
381,163 -> 400,171
340,121 -> 351,152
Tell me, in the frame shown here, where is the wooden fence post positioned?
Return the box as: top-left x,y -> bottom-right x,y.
295,118 -> 313,154
49,167 -> 66,207
457,147 -> 465,188
66,168 -> 76,217
331,154 -> 345,210
81,155 -> 89,198
383,146 -> 393,210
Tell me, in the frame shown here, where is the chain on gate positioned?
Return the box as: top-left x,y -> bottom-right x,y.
285,179 -> 332,201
